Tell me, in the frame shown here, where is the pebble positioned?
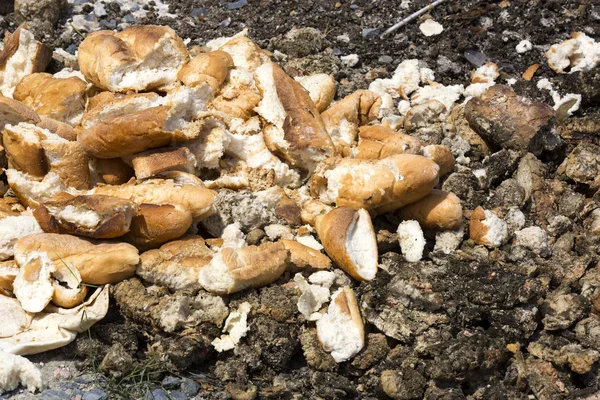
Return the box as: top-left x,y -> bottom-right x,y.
83,389 -> 108,400
144,389 -> 169,400
93,2 -> 106,17
40,390 -> 71,400
218,17 -> 232,27
464,49 -> 489,67
332,48 -> 343,56
361,28 -> 380,39
180,378 -> 201,397
227,0 -> 248,10
378,55 -> 393,64
161,376 -> 181,388
123,14 -> 136,23
350,4 -> 359,9
169,392 -> 187,400
191,7 -> 207,17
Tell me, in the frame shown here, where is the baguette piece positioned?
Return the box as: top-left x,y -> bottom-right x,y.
13,251 -> 56,313
15,233 -> 139,285
316,287 -> 364,362
13,73 -> 87,126
90,173 -> 216,222
178,50 -> 233,92
199,242 -> 289,295
255,62 -> 335,172
315,207 -> 378,281
131,147 -> 197,179
294,74 -> 336,112
0,95 -> 40,131
33,195 -> 137,239
0,198 -> 25,219
421,144 -> 455,176
3,122 -> 47,177
6,169 -> 71,209
41,138 -> 91,190
280,239 -> 332,271
320,90 -> 382,152
310,154 -> 439,214
91,157 -> 134,185
122,204 -> 193,251
51,257 -> 87,309
0,25 -> 52,97
209,69 -> 262,119
396,189 -> 462,231
77,25 -> 189,92
354,125 -> 421,159
137,236 -> 213,291
469,206 -> 508,248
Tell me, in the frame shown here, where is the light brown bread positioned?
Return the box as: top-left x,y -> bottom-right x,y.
91,157 -> 135,185
37,117 -> 78,141
0,95 -> 40,131
354,125 -> 421,159
255,62 -> 335,172
15,233 -> 139,285
315,207 -> 378,281
41,139 -> 91,190
3,123 -> 47,177
131,147 -> 197,179
421,144 -> 455,176
396,189 -> 462,231
294,74 -> 336,112
310,154 -> 440,214
280,239 -> 332,271
178,50 -> 233,92
33,195 -> 137,239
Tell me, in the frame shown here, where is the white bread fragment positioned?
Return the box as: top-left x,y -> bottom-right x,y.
469,207 -> 508,248
294,74 -> 336,112
316,287 -> 364,363
0,261 -> 19,292
0,216 -> 43,260
212,302 -> 251,352
13,251 -> 56,313
77,25 -> 189,92
6,169 -> 73,209
0,286 -> 109,355
546,32 -> 600,74
0,352 -> 43,394
207,30 -> 270,71
397,220 -> 426,262
294,273 -> 330,321
315,207 -> 378,281
0,295 -> 32,338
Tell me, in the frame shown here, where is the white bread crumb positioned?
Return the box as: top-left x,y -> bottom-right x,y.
397,220 -> 426,262
212,302 -> 251,352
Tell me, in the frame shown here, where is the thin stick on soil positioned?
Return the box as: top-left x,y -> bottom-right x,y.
381,0 -> 448,38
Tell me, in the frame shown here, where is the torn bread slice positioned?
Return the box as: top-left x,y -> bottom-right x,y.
209,69 -> 262,119
280,239 -> 332,272
41,138 -> 91,190
397,220 -> 426,262
137,236 -> 213,291
33,195 -> 137,239
77,26 -> 189,92
469,206 -> 508,248
15,233 -> 139,285
131,147 -> 197,179
0,24 -> 52,97
2,122 -> 47,177
90,157 -> 135,186
122,204 -> 194,251
199,242 -> 289,295
90,173 -> 216,222
315,207 -> 378,281
13,72 -> 87,126
36,116 -> 77,141
310,154 -> 439,214
0,95 -> 40,132
354,125 -> 421,159
13,251 -> 56,313
51,258 -> 87,309
320,90 -> 382,153
6,169 -> 73,209
0,351 -> 43,393
0,294 -> 32,338
294,73 -> 336,113
0,260 -> 19,291
316,287 -> 365,363
396,189 -> 463,231
178,50 -> 233,92
0,216 -> 43,261
255,62 -> 335,172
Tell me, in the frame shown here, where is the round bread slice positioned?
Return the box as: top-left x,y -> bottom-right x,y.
315,207 -> 378,281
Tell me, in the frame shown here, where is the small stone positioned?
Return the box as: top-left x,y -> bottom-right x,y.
40,390 -> 71,400
335,2 -> 341,7
169,392 -> 187,400
218,17 -> 232,27
378,55 -> 393,64
180,378 -> 201,397
227,0 -> 248,10
557,142 -> 600,190
361,28 -> 380,39
350,4 -> 359,9
123,14 -> 136,23
191,7 -> 207,17
541,293 -> 589,331
93,2 -> 106,17
82,389 -> 108,400
381,368 -> 427,400
99,343 -> 134,378
161,376 -> 181,388
340,54 -> 359,68
144,389 -> 169,400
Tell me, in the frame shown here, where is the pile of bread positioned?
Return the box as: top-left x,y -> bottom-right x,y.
0,24 -> 464,376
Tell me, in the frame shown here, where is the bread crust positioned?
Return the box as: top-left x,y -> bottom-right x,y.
355,125 -> 421,159
132,147 -> 197,179
280,239 -> 332,271
42,139 -> 91,190
3,124 -> 47,177
178,50 -> 233,92
396,189 -> 462,231
0,96 -> 40,130
469,206 -> 489,245
15,233 -> 139,285
37,117 -> 78,141
33,195 -> 137,239
422,144 -> 455,176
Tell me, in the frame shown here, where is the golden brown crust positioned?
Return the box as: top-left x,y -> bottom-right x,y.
42,139 -> 91,190
37,117 -> 78,141
0,198 -> 25,219
51,282 -> 87,309
131,147 -> 196,179
355,125 -> 421,159
2,125 -> 46,177
210,88 -> 261,120
280,239 -> 332,271
422,144 -> 455,176
87,91 -> 119,111
122,204 -> 194,251
469,206 -> 489,245
15,233 -> 139,285
78,106 -> 173,158
396,189 -> 463,231
93,158 -> 134,185
315,207 -> 366,281
0,96 -> 40,129
13,73 -> 87,125
33,195 -> 137,239
0,260 -> 19,291
0,24 -> 52,79
333,287 -> 364,338
178,50 -> 233,92
321,90 -> 381,131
